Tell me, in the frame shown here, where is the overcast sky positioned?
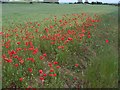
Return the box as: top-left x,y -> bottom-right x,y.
59,0 -> 119,3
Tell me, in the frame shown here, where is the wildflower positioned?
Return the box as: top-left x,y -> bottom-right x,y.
40,56 -> 44,60
17,42 -> 21,45
35,29 -> 38,32
50,25 -> 54,29
68,37 -> 73,41
75,64 -> 79,67
67,30 -> 72,34
16,48 -> 22,52
28,68 -> 32,73
29,42 -> 33,47
27,58 -> 35,62
56,66 -> 60,69
39,70 -> 43,74
58,46 -> 64,49
7,59 -> 12,63
25,42 -> 29,46
50,42 -> 55,45
33,48 -> 38,55
48,62 -> 52,67
53,74 -> 57,77
19,60 -> 24,64
53,61 -> 58,64
88,31 -> 90,34
38,24 -> 40,26
64,40 -> 69,44
50,69 -> 54,72
79,33 -> 85,37
16,34 -> 18,37
106,39 -> 109,43
40,77 -> 44,81
14,64 -> 19,67
59,20 -> 62,23
88,35 -> 91,38
19,78 -> 23,82
45,28 -> 49,33
82,29 -> 85,33
43,53 -> 47,57
10,50 -> 17,55
61,37 -> 65,41
5,45 -> 9,49
23,48 -> 27,51
2,54 -> 6,59
0,32 -> 3,35
28,47 -> 34,51
14,55 -> 19,59
43,73 -> 47,77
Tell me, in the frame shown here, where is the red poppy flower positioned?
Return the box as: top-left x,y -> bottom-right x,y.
17,42 -> 21,45
28,68 -> 32,73
79,33 -> 85,37
43,73 -> 47,77
0,32 -> 3,35
88,35 -> 91,38
64,40 -> 69,44
40,56 -> 44,60
5,45 -> 9,49
28,47 -> 34,51
38,24 -> 40,26
15,64 -> 19,67
50,26 -> 54,29
10,50 -> 17,55
7,59 -> 12,63
53,61 -> 58,64
50,69 -> 54,72
50,42 -> 55,45
25,42 -> 29,46
48,62 -> 52,67
27,58 -> 35,62
19,60 -> 24,64
56,66 -> 60,69
35,29 -> 38,32
43,53 -> 47,57
45,28 -> 49,33
82,29 -> 85,33
75,64 -> 79,67
33,48 -> 38,55
40,77 -> 44,81
19,78 -> 23,82
59,20 -> 62,23
61,37 -> 65,41
106,39 -> 109,43
14,55 -> 18,59
39,70 -> 43,74
58,46 -> 64,49
16,48 -> 22,52
53,74 -> 57,77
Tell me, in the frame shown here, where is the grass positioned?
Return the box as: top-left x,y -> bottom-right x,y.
2,3 -> 118,88
2,3 -> 118,24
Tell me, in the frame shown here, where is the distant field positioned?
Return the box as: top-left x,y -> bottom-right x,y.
2,3 -> 118,23
2,3 -> 118,88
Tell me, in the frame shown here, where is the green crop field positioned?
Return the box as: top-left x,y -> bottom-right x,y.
2,3 -> 118,88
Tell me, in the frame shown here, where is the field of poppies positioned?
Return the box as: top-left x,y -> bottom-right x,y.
1,3 -> 118,88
